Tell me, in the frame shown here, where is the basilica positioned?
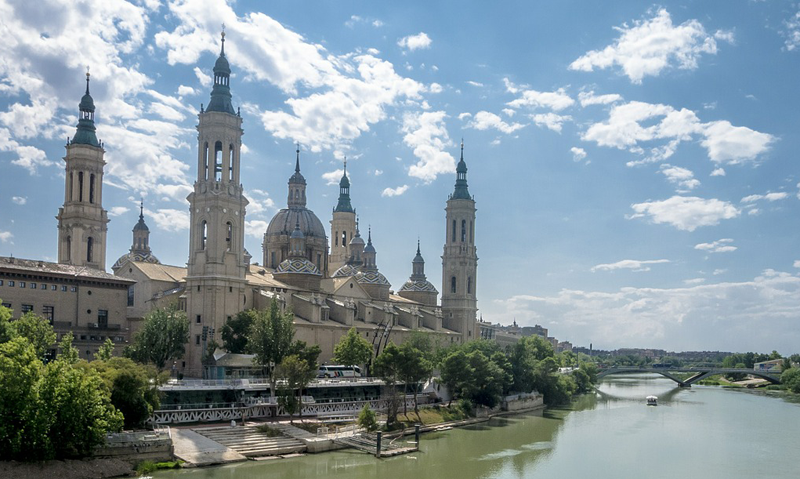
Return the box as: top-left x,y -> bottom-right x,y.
0,33 -> 481,378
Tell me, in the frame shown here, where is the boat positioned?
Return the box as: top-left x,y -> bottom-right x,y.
646,395 -> 658,406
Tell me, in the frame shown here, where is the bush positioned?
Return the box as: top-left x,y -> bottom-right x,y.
357,404 -> 378,432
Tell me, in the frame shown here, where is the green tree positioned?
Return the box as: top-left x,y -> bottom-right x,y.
373,342 -> 404,425
332,327 -> 373,376
248,298 -> 295,396
221,309 -> 256,353
125,305 -> 189,370
9,312 -> 56,360
275,354 -> 315,422
357,404 -> 378,432
96,338 -> 115,361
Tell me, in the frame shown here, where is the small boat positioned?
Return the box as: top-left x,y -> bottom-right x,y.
646,395 -> 658,406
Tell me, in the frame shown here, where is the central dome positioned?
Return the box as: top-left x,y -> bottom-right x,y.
265,207 -> 326,239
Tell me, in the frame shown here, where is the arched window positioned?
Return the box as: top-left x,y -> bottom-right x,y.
201,221 -> 207,250
203,142 -> 209,180
226,222 -> 232,251
461,220 -> 466,242
451,276 -> 456,294
214,141 -> 223,181
78,172 -> 84,202
468,277 -> 472,294
228,144 -> 235,181
87,237 -> 94,263
451,220 -> 456,243
89,173 -> 95,204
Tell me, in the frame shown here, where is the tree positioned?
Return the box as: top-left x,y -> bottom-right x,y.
125,305 -> 189,370
275,354 -> 315,422
9,312 -> 56,360
96,338 -> 115,361
397,342 -> 432,415
221,309 -> 257,353
248,298 -> 295,397
332,327 -> 373,376
357,404 -> 378,432
373,342 -> 404,425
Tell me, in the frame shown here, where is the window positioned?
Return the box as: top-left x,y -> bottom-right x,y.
127,285 -> 134,307
43,306 -> 54,324
19,282 -> 26,288
98,310 -> 108,329
87,237 -> 94,263
21,304 -> 33,314
451,276 -> 456,294
30,282 -> 36,289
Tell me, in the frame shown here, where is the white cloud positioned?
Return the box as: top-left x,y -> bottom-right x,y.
578,91 -> 623,107
381,185 -> 409,197
583,101 -> 773,166
108,206 -> 130,217
531,113 -> 571,133
570,147 -> 587,162
0,231 -> 13,243
401,111 -> 455,182
783,10 -> 800,51
628,196 -> 740,231
569,8 -> 727,84
468,111 -> 525,134
147,208 -> 190,232
507,87 -> 574,111
11,196 -> 26,205
591,259 -> 670,272
694,238 -> 737,253
710,167 -> 726,177
397,32 -> 432,51
322,169 -> 344,186
660,164 -> 699,191
493,270 -> 800,352
741,192 -> 789,203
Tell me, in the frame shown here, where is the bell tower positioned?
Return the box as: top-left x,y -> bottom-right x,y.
329,158 -> 356,273
441,141 -> 478,342
184,30 -> 249,377
57,71 -> 109,270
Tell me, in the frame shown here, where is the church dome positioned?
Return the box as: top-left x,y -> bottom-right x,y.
276,258 -> 320,275
356,270 -> 390,286
265,207 -> 326,240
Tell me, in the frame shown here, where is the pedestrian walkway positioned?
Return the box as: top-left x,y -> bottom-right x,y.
193,425 -> 307,458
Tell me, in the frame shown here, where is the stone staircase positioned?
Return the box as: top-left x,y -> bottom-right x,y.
193,425 -> 306,458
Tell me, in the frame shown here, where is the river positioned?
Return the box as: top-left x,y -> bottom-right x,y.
154,375 -> 800,479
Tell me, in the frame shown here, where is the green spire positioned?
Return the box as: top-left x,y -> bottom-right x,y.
206,28 -> 235,114
71,70 -> 100,147
334,157 -> 354,213
451,139 -> 471,200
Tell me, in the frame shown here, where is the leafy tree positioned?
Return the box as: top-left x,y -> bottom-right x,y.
357,404 -> 378,432
0,337 -> 43,459
332,327 -> 373,376
37,358 -> 123,458
125,305 -> 189,370
275,354 -> 315,422
248,298 -> 295,396
96,338 -> 115,361
373,342 -> 404,425
9,312 -> 56,360
221,309 -> 257,353
86,357 -> 161,429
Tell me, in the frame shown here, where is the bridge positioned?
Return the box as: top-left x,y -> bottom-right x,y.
596,366 -> 781,387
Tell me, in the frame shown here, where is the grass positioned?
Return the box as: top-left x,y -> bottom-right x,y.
136,460 -> 182,476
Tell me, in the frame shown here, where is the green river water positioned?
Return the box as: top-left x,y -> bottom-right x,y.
154,375 -> 800,479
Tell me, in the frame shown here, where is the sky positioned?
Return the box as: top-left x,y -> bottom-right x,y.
1,0 -> 799,354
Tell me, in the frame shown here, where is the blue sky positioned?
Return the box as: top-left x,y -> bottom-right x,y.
1,0 -> 799,354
